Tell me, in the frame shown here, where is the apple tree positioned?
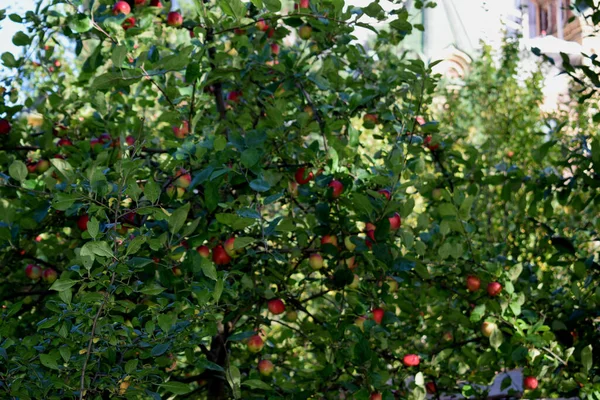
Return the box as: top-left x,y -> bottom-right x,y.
0,0 -> 598,399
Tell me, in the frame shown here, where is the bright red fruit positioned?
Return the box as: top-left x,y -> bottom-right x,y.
77,215 -> 89,231
247,335 -> 264,352
57,138 -> 73,147
122,17 -> 135,30
402,354 -> 420,367
212,245 -> 231,265
523,376 -> 538,390
167,11 -> 183,27
112,1 -> 131,15
150,0 -> 163,6
25,264 -> 42,280
299,0 -> 310,8
378,189 -> 391,200
256,19 -> 269,32
372,308 -> 384,324
227,91 -> 242,103
268,299 -> 285,315
134,0 -> 146,4
0,119 -> 11,134
388,212 -> 401,230
125,135 -> 135,146
295,167 -> 314,185
487,281 -> 502,296
466,275 -> 481,292
328,179 -> 344,198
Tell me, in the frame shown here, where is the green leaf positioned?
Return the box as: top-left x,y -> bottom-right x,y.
581,345 -> 592,374
144,178 -> 160,203
111,44 -> 128,67
1,52 -> 18,68
50,158 -> 75,183
91,69 -> 143,90
249,178 -> 271,192
52,193 -> 79,211
12,31 -> 31,46
469,304 -> 486,322
50,279 -> 78,292
87,218 -> 100,240
126,235 -> 146,256
242,379 -> 273,390
219,0 -> 247,20
233,236 -> 255,250
490,328 -> 503,350
214,279 -> 224,303
168,203 -> 190,234
67,13 -> 93,33
263,0 -> 281,12
241,148 -> 260,168
9,160 -> 27,182
59,347 -> 71,363
159,381 -> 191,394
151,343 -> 170,357
140,284 -> 166,296
227,365 -> 242,399
40,354 -> 59,370
125,359 -> 138,374
201,257 -> 218,280
81,241 -> 114,259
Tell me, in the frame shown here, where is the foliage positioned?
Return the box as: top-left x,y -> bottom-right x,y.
0,1 -> 598,399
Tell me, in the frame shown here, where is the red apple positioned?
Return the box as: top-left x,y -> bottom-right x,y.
57,138 -> 73,147
372,308 -> 384,324
523,376 -> 538,390
298,25 -> 312,40
424,136 -> 440,151
366,229 -> 376,242
369,393 -> 382,400
363,113 -> 378,127
365,222 -> 376,232
466,275 -> 481,292
388,212 -> 401,230
173,120 -> 190,138
345,256 -> 356,269
402,354 -> 420,367
125,135 -> 135,146
487,281 -> 502,297
0,118 -> 11,135
174,169 -> 191,188
227,91 -> 242,103
328,179 -> 344,198
167,11 -> 183,27
36,160 -> 50,173
212,245 -> 231,265
25,264 -> 42,280
443,331 -> 453,342
172,266 -> 182,276
378,189 -> 391,200
258,359 -> 274,376
77,214 -> 89,231
112,1 -> 131,15
247,334 -> 264,353
481,321 -> 497,337
42,268 -> 58,284
321,235 -> 338,248
268,299 -> 285,315
150,0 -> 163,6
224,237 -> 243,258
295,167 -> 314,185
196,245 -> 210,258
256,19 -> 269,32
299,0 -> 310,8
425,382 -> 437,394
135,0 -> 146,4
271,43 -> 280,55
507,150 -> 514,158
309,253 -> 324,270
27,161 -> 38,174
122,16 -> 136,30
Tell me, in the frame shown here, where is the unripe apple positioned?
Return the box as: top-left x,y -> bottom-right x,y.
388,212 -> 401,230
402,354 -> 420,367
267,298 -> 285,315
77,214 -> 89,231
256,19 -> 269,32
432,188 -> 443,201
321,235 -> 338,248
354,315 -> 367,331
348,274 -> 360,289
295,167 -> 314,185
196,245 -> 210,258
227,90 -> 242,103
212,245 -> 231,265
487,281 -> 502,297
36,159 -> 50,173
425,382 -> 437,394
378,189 -> 391,200
466,275 -> 481,292
298,25 -> 312,40
481,321 -> 497,337
42,268 -> 58,283
345,256 -> 356,269
328,179 -> 344,199
288,181 -> 298,197
309,253 -> 324,270
285,310 -> 298,321
344,236 -> 356,251
25,264 -> 42,280
523,376 -> 538,390
363,113 -> 378,127
369,393 -> 382,400
112,1 -> 131,15
247,334 -> 264,353
385,277 -> 398,292
258,359 -> 274,376
0,119 -> 11,135
166,185 -> 185,199
122,16 -> 136,30
174,169 -> 191,188
172,266 -> 182,276
271,43 -> 280,55
167,11 -> 183,27
372,308 -> 384,324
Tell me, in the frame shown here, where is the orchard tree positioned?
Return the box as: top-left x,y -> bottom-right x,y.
0,1 -> 598,400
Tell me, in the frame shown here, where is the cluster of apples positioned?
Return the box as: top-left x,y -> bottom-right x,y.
195,237 -> 242,267
24,264 -> 58,284
166,168 -> 192,199
111,0 -> 182,31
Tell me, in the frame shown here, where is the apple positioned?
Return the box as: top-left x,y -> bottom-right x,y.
166,185 -> 185,199
425,382 -> 437,394
424,136 -> 440,151
354,315 -> 367,331
173,120 -> 189,138
288,181 -> 298,197
309,253 -> 324,270
349,274 -> 360,289
523,376 -> 538,390
298,25 -> 312,40
372,308 -> 384,324
174,169 -> 191,188
258,359 -> 274,376
366,229 -> 376,242
378,189 -> 391,200
385,277 -> 398,292
345,256 -> 356,269
285,310 -> 297,321
42,268 -> 58,283
271,43 -> 280,55
507,150 -> 514,158
328,179 -> 344,199
388,212 -> 401,230
363,113 -> 378,127
150,0 -> 163,6
0,118 -> 11,134
227,90 -> 242,103
172,266 -> 182,276
267,27 -> 275,38
77,214 -> 89,231
196,245 -> 210,258
112,1 -> 131,15
466,275 -> 481,292
443,331 -> 453,342
487,281 -> 502,297
481,321 -> 497,337
344,236 -> 356,251
167,11 -> 183,27
369,393 -> 382,400
256,19 -> 269,32
402,354 -> 420,367
321,235 -> 338,248
135,0 -> 146,5
212,245 -> 231,265
125,135 -> 135,146
268,298 -> 285,315
294,167 -> 314,185
365,222 -> 376,232
36,160 -> 50,173
299,0 -> 310,8
247,334 -> 264,353
432,188 -> 443,201
57,138 -> 73,147
234,28 -> 246,35
224,237 -> 242,258
122,16 -> 136,30
27,161 -> 38,174
25,264 -> 42,280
